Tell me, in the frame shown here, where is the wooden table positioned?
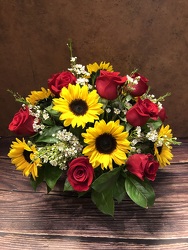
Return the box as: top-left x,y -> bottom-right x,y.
0,137 -> 188,249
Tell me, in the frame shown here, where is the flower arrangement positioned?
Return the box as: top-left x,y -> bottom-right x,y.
8,42 -> 179,216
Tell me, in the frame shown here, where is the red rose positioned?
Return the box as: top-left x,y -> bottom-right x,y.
95,70 -> 127,100
126,98 -> 159,127
67,157 -> 94,192
8,106 -> 35,135
126,154 -> 159,181
127,73 -> 149,97
158,107 -> 167,122
48,71 -> 77,96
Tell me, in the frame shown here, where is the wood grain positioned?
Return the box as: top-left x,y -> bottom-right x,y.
0,137 -> 188,249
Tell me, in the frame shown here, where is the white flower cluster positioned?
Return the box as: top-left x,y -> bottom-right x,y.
106,108 -> 111,113
155,135 -> 176,148
126,75 -> 141,91
114,108 -> 121,115
106,107 -> 122,115
68,57 -> 90,87
130,126 -> 144,153
135,126 -> 144,138
146,123 -> 158,142
28,105 -> 51,133
38,130 -> 83,170
126,75 -> 140,85
157,101 -> 163,110
142,93 -> 157,102
146,130 -> 158,142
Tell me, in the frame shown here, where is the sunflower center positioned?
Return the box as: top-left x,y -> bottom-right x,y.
96,133 -> 117,154
23,150 -> 32,163
69,99 -> 88,116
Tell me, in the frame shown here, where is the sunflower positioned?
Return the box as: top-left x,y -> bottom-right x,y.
87,62 -> 113,74
82,119 -> 130,170
26,87 -> 52,105
52,84 -> 103,128
8,138 -> 41,180
154,125 -> 173,167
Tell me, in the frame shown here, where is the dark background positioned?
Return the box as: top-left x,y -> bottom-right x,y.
0,0 -> 187,137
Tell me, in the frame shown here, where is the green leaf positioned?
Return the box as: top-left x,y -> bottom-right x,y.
91,167 -> 121,192
42,118 -> 54,126
91,189 -> 114,216
126,123 -> 133,132
45,105 -> 61,120
125,94 -> 132,102
125,173 -> 155,208
77,191 -> 88,197
147,119 -> 162,130
44,164 -> 63,191
30,167 -> 45,191
63,178 -> 74,191
35,126 -> 62,143
47,185 -> 52,193
113,174 -> 127,203
69,126 -> 84,141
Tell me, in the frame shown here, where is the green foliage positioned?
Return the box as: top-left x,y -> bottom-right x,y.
125,123 -> 133,132
91,189 -> 114,216
125,173 -> 155,208
112,174 -> 127,203
34,126 -> 63,144
30,162 -> 156,216
41,117 -> 55,126
7,89 -> 28,104
90,168 -> 156,215
92,167 -> 122,192
44,164 -> 63,192
30,167 -> 45,191
91,167 -> 123,216
30,164 -> 63,192
63,178 -> 74,191
45,105 -> 61,121
147,119 -> 162,130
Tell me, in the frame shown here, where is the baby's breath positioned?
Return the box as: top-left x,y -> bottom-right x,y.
114,108 -> 121,114
106,108 -> 111,113
69,63 -> 90,79
146,130 -> 158,142
38,130 -> 83,170
135,126 -> 143,138
76,77 -> 89,86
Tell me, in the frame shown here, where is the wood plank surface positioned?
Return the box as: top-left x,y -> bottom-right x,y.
0,137 -> 188,249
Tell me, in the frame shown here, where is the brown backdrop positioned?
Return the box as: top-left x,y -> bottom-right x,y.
0,0 -> 187,138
